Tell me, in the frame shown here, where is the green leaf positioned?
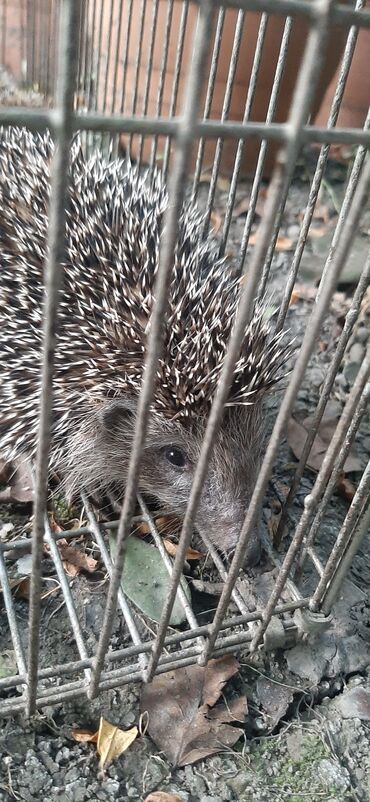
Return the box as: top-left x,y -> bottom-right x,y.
109,534 -> 191,625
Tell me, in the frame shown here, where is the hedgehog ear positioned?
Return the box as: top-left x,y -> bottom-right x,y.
99,399 -> 137,433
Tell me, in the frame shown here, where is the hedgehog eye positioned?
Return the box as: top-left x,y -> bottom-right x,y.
163,446 -> 187,468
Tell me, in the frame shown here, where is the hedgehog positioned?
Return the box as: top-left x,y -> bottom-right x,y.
0,126 -> 291,563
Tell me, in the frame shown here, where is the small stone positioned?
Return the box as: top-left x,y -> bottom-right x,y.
349,342 -> 365,364
316,759 -> 350,791
343,362 -> 360,384
356,323 -> 369,343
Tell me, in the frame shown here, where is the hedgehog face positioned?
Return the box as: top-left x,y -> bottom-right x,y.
69,400 -> 264,564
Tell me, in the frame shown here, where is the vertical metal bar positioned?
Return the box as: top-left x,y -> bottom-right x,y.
298,363 -> 370,569
20,0 -> 27,83
162,0 -> 189,177
45,0 -> 54,97
275,0 -> 366,328
138,0 -> 160,166
191,6 -> 225,200
0,553 -> 27,677
88,0 -> 215,699
102,0 -> 116,112
145,0 -> 337,682
276,247 -> 370,546
111,0 -> 125,114
119,0 -> 134,114
44,521 -> 91,680
201,8 -> 245,237
201,155 -> 370,664
320,496 -> 370,616
81,494 -> 147,667
219,12 -> 269,256
311,460 -> 370,612
236,16 -> 293,274
128,0 -> 148,156
1,0 -> 6,67
149,0 -> 175,169
26,0 -> 81,717
86,0 -> 98,112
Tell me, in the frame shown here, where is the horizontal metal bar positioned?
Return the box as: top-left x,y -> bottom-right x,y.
193,0 -> 370,28
0,109 -> 370,146
0,596 -> 311,692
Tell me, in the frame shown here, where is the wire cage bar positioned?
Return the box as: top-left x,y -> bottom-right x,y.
0,0 -> 369,716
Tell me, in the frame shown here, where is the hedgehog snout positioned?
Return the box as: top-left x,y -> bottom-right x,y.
195,502 -> 262,565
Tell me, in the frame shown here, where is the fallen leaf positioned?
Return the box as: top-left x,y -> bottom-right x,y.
163,540 -> 203,561
287,415 -> 362,474
44,536 -> 98,576
141,656 -> 247,766
336,474 -> 356,502
72,727 -> 99,743
97,718 -> 138,769
289,284 -> 318,305
275,235 -> 294,252
54,539 -> 98,576
210,210 -> 222,233
0,460 -> 33,504
12,576 -> 60,601
247,231 -> 294,251
144,794 -> 183,802
109,534 -> 191,625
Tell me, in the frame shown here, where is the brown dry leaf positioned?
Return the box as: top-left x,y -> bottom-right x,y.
336,474 -> 356,502
56,539 -> 98,576
289,284 -> 318,305
144,794 -> 183,802
308,225 -> 328,239
140,656 -> 247,766
275,235 -> 294,252
97,718 -> 138,770
0,460 -> 34,504
163,540 -> 203,561
12,576 -> 60,601
288,416 -> 362,474
247,231 -> 294,251
210,210 -> 222,233
72,727 -> 99,744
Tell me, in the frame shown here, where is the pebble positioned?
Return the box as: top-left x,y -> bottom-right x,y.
343,362 -> 360,384
316,759 -> 350,791
349,342 -> 365,364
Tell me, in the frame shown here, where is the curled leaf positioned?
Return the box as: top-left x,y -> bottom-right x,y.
97,718 -> 138,769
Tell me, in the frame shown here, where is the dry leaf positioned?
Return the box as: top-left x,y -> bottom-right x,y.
163,540 -> 203,561
288,416 -> 362,474
247,231 -> 294,251
144,794 -> 183,802
72,728 -> 99,743
289,284 -> 318,305
56,540 -> 98,576
336,474 -> 356,502
141,656 -> 247,766
11,576 -> 59,601
0,460 -> 33,504
97,718 -> 138,769
275,235 -> 294,252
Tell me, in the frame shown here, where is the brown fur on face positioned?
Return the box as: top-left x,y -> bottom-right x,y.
61,398 -> 265,563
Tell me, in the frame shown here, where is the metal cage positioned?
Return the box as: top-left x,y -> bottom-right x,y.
0,0 -> 369,717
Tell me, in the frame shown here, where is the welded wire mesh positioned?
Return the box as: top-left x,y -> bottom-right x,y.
0,0 -> 369,715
